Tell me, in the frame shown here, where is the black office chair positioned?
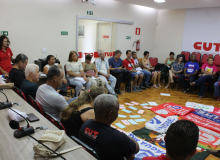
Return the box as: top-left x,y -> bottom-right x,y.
70,136 -> 100,160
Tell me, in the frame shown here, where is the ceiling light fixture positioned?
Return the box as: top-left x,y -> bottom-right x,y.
154,0 -> 165,3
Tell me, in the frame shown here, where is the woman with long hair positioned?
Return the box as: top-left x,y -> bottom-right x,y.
60,86 -> 104,137
165,55 -> 184,88
9,53 -> 28,88
0,35 -> 13,75
66,51 -> 91,96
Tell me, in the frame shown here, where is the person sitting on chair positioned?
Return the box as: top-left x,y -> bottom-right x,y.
178,54 -> 199,93
162,52 -> 175,83
142,51 -> 161,88
109,50 -> 132,94
9,53 -> 28,88
79,94 -> 139,160
36,65 -> 77,120
190,56 -> 217,99
142,120 -> 199,160
82,54 -> 106,88
20,64 -> 40,99
43,55 -> 69,96
132,51 -> 151,88
66,51 -> 91,96
165,55 -> 184,88
214,76 -> 220,101
60,86 -> 104,138
123,50 -> 143,92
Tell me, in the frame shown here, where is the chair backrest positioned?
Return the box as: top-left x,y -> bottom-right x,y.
6,77 -> 11,83
64,65 -> 67,78
214,54 -> 220,73
149,57 -> 158,67
201,54 -> 213,66
13,86 -> 27,102
181,51 -> 190,62
70,136 -> 100,160
28,95 -> 44,115
192,52 -> 201,64
44,112 -> 66,132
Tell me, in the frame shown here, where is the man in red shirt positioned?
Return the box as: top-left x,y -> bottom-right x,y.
0,35 -> 13,75
123,50 -> 143,92
142,120 -> 199,160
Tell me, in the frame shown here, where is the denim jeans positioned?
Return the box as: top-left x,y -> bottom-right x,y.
214,76 -> 220,96
195,75 -> 213,96
179,74 -> 196,90
69,78 -> 91,96
99,74 -> 116,94
141,69 -> 151,85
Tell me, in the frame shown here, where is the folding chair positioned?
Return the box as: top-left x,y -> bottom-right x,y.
70,136 -> 100,160
181,51 -> 190,62
201,54 -> 213,66
13,86 -> 27,102
149,57 -> 158,67
192,52 -> 201,64
44,112 -> 66,132
28,95 -> 44,115
214,54 -> 220,74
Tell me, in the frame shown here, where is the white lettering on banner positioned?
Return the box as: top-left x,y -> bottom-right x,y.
127,132 -> 166,157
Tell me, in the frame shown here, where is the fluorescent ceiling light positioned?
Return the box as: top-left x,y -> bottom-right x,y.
154,0 -> 165,3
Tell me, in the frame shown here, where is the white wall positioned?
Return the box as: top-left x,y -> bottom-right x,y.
182,7 -> 220,55
0,0 -> 158,66
154,9 -> 186,63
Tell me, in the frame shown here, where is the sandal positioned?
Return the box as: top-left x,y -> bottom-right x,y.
158,84 -> 161,87
165,85 -> 169,89
153,84 -> 158,88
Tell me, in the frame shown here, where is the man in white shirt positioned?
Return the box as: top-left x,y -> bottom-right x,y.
132,51 -> 151,88
95,50 -> 117,97
36,65 -> 77,120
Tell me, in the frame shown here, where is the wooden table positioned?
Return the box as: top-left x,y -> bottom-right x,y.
0,89 -> 96,160
38,72 -> 47,86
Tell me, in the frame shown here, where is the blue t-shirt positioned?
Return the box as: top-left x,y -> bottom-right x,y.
185,61 -> 200,74
108,57 -> 123,73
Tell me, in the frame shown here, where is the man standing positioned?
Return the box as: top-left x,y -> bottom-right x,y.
95,50 -> 117,97
79,94 -> 139,159
109,50 -> 132,94
123,50 -> 143,92
178,54 -> 199,93
132,51 -> 151,88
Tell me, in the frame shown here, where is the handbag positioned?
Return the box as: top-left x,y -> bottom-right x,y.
33,130 -> 82,157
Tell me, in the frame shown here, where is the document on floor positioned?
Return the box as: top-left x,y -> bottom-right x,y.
140,103 -> 149,106
115,123 -> 126,129
128,106 -> 138,110
137,109 -> 144,114
130,115 -> 141,118
121,120 -> 131,125
118,114 -> 127,118
128,119 -> 138,125
148,102 -> 158,106
122,109 -> 132,113
160,93 -> 170,96
135,118 -> 146,122
125,103 -> 134,106
143,106 -> 152,109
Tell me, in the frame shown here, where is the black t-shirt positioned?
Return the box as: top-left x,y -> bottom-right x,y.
20,79 -> 39,99
79,119 -> 136,160
9,68 -> 25,88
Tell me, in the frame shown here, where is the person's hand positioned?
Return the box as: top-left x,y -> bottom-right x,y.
85,78 -> 89,82
173,71 -> 176,74
125,154 -> 135,160
118,67 -> 122,69
2,71 -> 9,75
105,74 -> 110,78
62,78 -> 68,85
185,74 -> 189,77
79,72 -> 84,77
131,69 -> 137,72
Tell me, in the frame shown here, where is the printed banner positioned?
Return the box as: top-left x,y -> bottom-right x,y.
198,129 -> 220,149
213,107 -> 220,116
193,109 -> 220,124
127,132 -> 166,159
159,103 -> 194,116
151,106 -> 176,118
180,113 -> 220,133
145,115 -> 178,133
185,102 -> 214,112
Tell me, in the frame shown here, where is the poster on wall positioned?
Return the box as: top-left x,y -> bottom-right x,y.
182,8 -> 220,56
78,26 -> 84,38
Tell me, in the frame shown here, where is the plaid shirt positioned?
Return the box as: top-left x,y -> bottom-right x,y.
172,61 -> 184,76
95,58 -> 110,72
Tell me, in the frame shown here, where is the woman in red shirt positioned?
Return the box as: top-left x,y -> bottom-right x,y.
0,35 -> 13,75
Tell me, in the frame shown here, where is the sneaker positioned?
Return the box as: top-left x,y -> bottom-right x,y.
126,87 -> 131,93
158,84 -> 161,87
115,89 -> 122,94
132,87 -> 137,92
136,86 -> 142,92
153,84 -> 158,88
140,86 -> 146,90
146,85 -> 151,88
183,89 -> 187,93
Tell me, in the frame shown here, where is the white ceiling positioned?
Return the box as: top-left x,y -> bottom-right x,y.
114,0 -> 220,10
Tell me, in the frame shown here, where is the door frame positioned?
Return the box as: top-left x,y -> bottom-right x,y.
76,15 -> 133,53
